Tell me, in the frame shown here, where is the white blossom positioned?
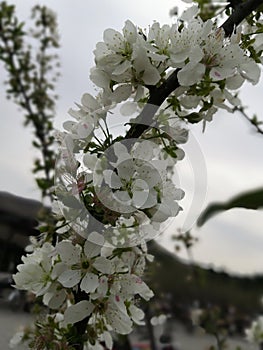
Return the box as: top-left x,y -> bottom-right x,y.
13,243 -> 55,296
245,315 -> 263,344
56,240 -> 113,293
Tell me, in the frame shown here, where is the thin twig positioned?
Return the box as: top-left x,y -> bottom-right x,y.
234,106 -> 263,134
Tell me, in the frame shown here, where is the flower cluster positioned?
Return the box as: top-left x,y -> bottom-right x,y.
91,9 -> 260,127
12,3 -> 263,349
13,236 -> 154,348
53,93 -> 187,248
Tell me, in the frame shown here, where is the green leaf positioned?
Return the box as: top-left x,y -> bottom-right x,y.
184,112 -> 203,124
36,177 -> 52,190
197,187 -> 263,226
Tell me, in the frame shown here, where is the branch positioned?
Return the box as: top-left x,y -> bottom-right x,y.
125,69 -> 179,139
0,3 -> 59,199
125,0 -> 263,141
222,0 -> 263,36
227,0 -> 240,10
234,106 -> 263,134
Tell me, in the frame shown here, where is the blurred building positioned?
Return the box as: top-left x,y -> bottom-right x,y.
0,192 -> 42,272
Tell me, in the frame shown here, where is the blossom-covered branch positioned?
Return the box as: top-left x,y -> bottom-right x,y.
10,1 -> 263,349
126,0 -> 263,141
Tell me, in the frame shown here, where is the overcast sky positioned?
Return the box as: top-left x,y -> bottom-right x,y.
0,0 -> 263,275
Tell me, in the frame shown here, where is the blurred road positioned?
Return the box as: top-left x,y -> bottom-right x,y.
0,304 -> 32,349
172,323 -> 257,350
131,321 -> 258,350
0,304 -> 258,350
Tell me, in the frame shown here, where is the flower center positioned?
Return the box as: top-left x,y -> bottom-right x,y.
82,260 -> 90,270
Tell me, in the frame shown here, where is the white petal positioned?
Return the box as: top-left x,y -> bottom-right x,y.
80,272 -> 99,293
132,140 -> 154,160
129,304 -> 145,325
56,241 -> 81,265
88,232 -> 105,246
150,202 -> 178,222
132,190 -> 148,208
63,300 -> 94,326
97,276 -> 109,296
43,288 -> 67,309
58,269 -> 81,288
63,120 -> 76,132
51,262 -> 67,279
170,49 -> 190,64
239,60 -> 261,85
90,67 -> 110,89
137,165 -> 160,187
106,303 -> 133,334
210,66 -> 235,81
132,44 -> 160,85
68,108 -> 82,120
93,256 -> 114,274
181,5 -> 199,21
117,159 -> 135,180
148,52 -> 168,62
112,60 -> 131,75
120,101 -> 137,116
107,312 -> 133,334
119,275 -> 154,301
139,191 -> 157,209
225,74 -> 244,90
84,240 -> 101,258
81,93 -> 100,111
123,20 -> 137,43
133,178 -> 148,191
131,275 -> 154,301
77,121 -> 94,138
103,28 -> 124,51
112,84 -> 132,103
134,85 -> 146,101
166,199 -> 180,216
113,142 -> 129,160
94,41 -> 109,59
178,62 -> 205,86
83,153 -> 98,170
103,169 -> 122,188
102,331 -> 113,350
180,95 -> 201,108
142,65 -> 161,85
113,190 -> 132,204
189,46 -> 203,63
